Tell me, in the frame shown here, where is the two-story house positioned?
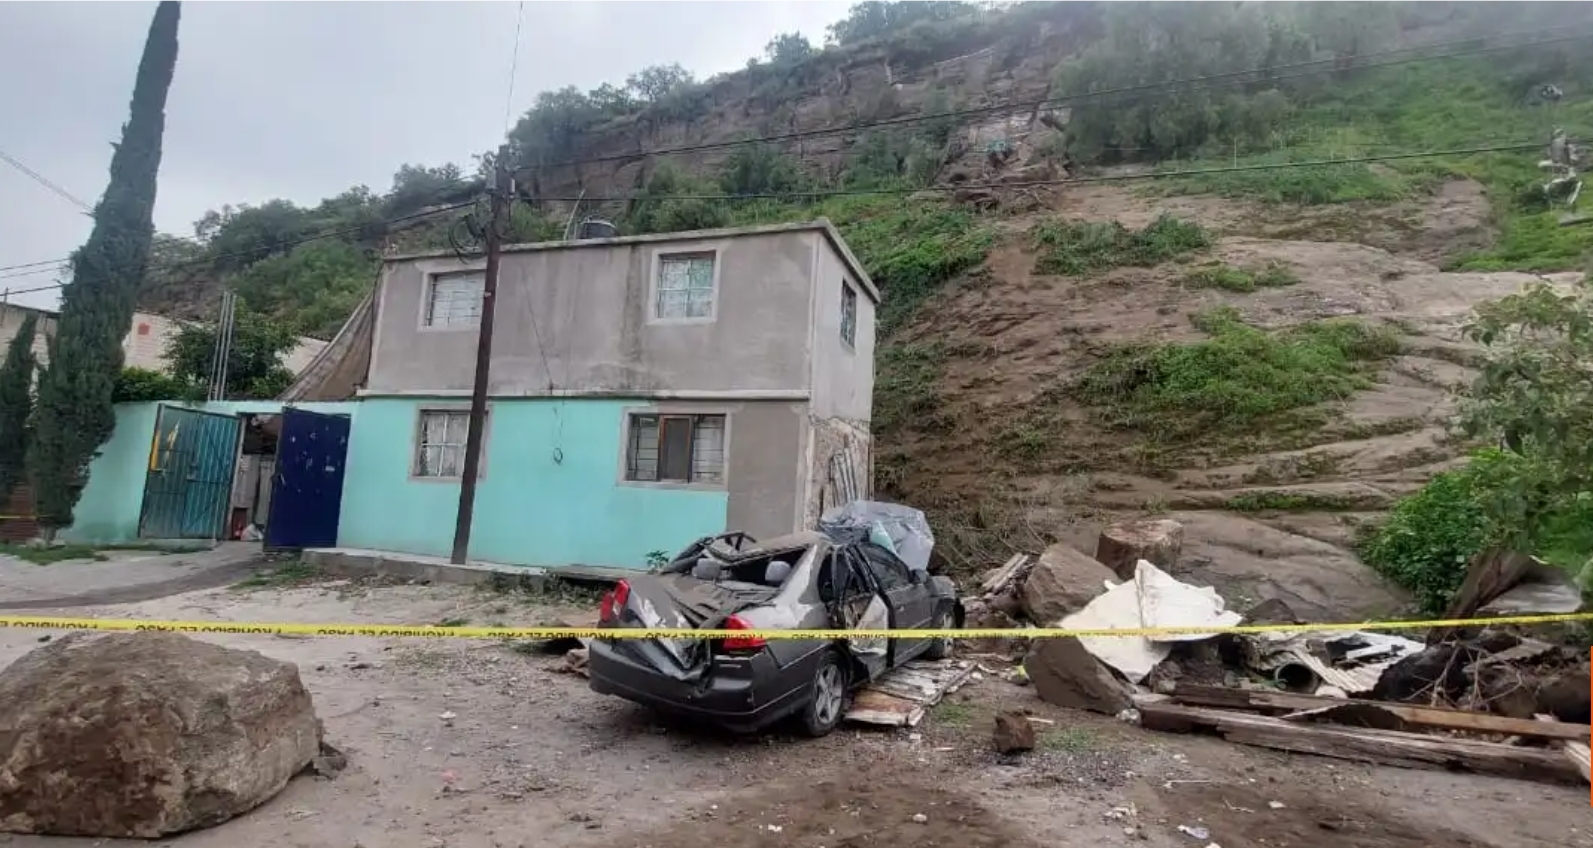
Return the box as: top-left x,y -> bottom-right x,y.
333,219 -> 879,569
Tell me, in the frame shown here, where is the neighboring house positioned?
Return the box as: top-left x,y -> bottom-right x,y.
0,303 -> 329,378
46,220 -> 880,572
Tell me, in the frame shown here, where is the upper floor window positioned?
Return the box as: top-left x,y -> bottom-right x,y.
626,413 -> 726,484
841,282 -> 858,347
655,252 -> 717,321
425,271 -> 485,329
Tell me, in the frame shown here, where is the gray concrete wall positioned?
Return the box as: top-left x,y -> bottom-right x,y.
624,398 -> 806,540
367,230 -> 818,397
808,239 -> 877,421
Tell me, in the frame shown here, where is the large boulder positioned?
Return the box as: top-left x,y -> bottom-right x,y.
0,632 -> 322,837
1022,637 -> 1135,716
1019,543 -> 1116,626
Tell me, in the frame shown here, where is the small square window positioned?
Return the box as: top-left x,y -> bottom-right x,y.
841,283 -> 858,347
626,413 -> 725,484
414,410 -> 483,478
425,271 -> 485,328
655,252 -> 716,321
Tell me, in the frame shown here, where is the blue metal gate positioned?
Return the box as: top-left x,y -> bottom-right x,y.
265,407 -> 351,549
138,405 -> 242,539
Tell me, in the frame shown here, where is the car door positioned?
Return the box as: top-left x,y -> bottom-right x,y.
857,543 -> 934,664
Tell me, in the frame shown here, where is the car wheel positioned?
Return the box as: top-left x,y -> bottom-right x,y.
799,651 -> 848,738
923,605 -> 955,660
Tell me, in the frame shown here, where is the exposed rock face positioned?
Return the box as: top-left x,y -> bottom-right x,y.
0,632 -> 322,837
1019,543 -> 1116,626
1095,519 -> 1185,581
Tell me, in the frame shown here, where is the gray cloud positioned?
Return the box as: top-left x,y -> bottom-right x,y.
0,1 -> 850,310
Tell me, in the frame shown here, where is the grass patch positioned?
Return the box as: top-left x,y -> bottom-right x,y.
0,543 -> 107,565
1039,727 -> 1095,753
231,559 -> 322,590
435,616 -> 470,628
1225,491 -> 1364,512
1032,214 -> 1211,276
1069,308 -> 1402,443
1185,262 -> 1299,293
1159,154 -> 1427,205
873,342 -> 948,435
933,701 -> 979,728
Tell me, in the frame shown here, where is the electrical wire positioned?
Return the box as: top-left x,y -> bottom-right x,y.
503,1 -> 526,135
533,140 -> 1551,203
530,25 -> 1593,172
0,147 -> 93,212
0,200 -> 477,297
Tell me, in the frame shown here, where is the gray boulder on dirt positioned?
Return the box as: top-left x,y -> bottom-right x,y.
1019,543 -> 1116,626
1095,519 -> 1184,581
0,632 -> 322,838
1022,636 -> 1134,716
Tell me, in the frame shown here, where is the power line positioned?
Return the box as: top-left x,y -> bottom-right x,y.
531,25 -> 1593,172
502,1 -> 526,135
535,140 -> 1549,203
0,147 -> 93,212
0,200 -> 477,298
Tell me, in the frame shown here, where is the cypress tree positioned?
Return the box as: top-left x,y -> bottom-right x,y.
30,1 -> 181,530
0,313 -> 40,500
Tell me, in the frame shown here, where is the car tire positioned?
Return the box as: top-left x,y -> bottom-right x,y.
923,605 -> 955,660
798,650 -> 848,738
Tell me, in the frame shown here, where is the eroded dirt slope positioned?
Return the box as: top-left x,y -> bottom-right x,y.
885,180 -> 1578,620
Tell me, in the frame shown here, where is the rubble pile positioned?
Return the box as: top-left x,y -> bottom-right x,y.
962,524 -> 1593,788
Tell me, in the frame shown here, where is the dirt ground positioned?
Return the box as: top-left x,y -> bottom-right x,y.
0,573 -> 1585,848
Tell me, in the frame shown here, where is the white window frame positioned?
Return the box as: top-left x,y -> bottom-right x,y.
840,281 -> 858,349
421,270 -> 486,331
620,410 -> 729,489
411,406 -> 489,481
647,248 -> 721,325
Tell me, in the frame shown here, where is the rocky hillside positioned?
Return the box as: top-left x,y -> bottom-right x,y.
139,1 -> 1593,619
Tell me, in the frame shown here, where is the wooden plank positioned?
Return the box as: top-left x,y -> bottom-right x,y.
1172,684 -> 1590,742
1536,714 -> 1593,784
980,553 -> 1031,595
1139,702 -> 1583,786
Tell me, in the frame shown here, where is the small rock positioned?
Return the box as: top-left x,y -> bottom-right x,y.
991,711 -> 1036,754
911,814 -> 928,824
1268,801 -> 1285,810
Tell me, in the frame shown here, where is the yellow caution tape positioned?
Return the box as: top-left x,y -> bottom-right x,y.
0,611 -> 1588,641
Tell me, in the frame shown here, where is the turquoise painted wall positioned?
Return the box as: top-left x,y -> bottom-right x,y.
336,398 -> 729,569
60,403 -> 161,544
61,400 -> 359,544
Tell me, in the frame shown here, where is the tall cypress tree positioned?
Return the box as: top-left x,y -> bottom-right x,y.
30,1 -> 181,530
0,313 -> 40,501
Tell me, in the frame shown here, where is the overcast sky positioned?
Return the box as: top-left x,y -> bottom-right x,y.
0,1 -> 850,311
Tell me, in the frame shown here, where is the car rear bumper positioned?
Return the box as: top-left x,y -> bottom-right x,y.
587,640 -> 812,733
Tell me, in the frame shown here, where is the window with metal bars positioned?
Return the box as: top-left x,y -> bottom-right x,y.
625,413 -> 726,484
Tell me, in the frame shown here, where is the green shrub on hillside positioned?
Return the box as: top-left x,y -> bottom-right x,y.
1355,459 -> 1495,614
1072,308 -> 1401,441
1185,262 -> 1299,292
1032,215 -> 1211,276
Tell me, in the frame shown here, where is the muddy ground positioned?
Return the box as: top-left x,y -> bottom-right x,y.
0,573 -> 1584,848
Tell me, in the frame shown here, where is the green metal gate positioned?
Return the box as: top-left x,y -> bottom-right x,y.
137,405 -> 242,540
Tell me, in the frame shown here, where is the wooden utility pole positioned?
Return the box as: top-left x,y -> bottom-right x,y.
451,146 -> 512,564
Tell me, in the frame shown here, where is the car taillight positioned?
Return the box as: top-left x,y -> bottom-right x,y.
599,579 -> 631,624
721,614 -> 767,653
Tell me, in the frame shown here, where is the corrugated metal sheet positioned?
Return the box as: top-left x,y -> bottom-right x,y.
845,659 -> 976,727
0,482 -> 37,542
1245,630 -> 1424,695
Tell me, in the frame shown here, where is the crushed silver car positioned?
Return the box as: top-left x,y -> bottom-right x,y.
587,503 -> 963,736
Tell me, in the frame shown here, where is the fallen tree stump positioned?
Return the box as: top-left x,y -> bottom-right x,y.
1137,701 -> 1583,786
